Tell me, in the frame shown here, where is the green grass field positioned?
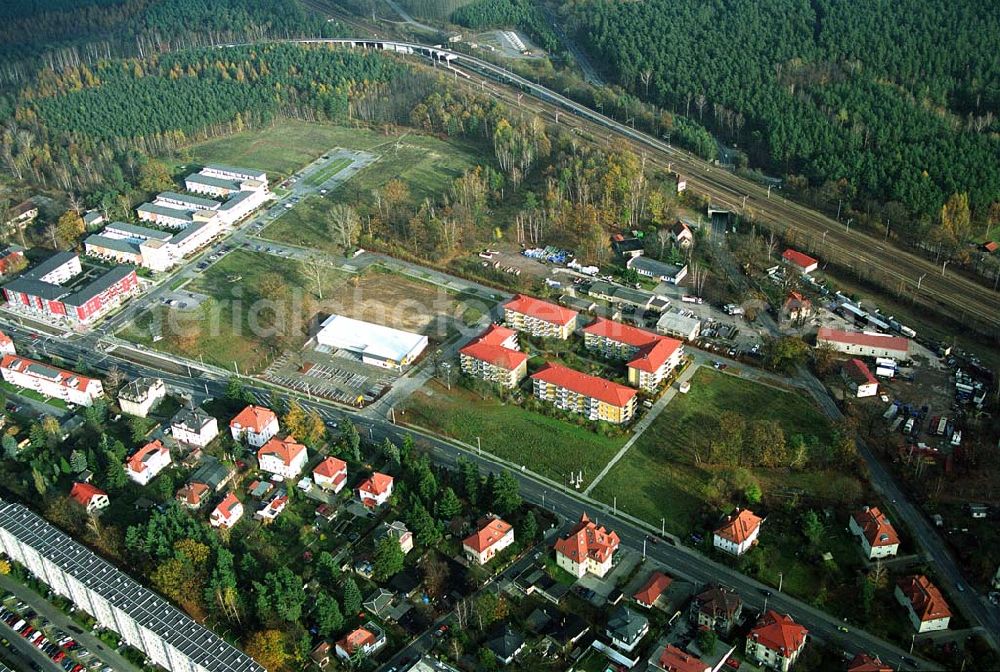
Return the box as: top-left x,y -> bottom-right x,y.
121,250 -> 349,373
263,132 -> 482,253
304,157 -> 352,187
403,381 -> 627,487
172,119 -> 400,181
590,368 -> 838,535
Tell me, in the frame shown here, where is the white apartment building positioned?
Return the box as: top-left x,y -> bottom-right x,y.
0,355 -> 103,406
229,405 -> 280,448
126,440 -> 172,486
170,407 -> 219,447
0,500 -> 265,672
118,377 -> 166,418
257,437 -> 308,480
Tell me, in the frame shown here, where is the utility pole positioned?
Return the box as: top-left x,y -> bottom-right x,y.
642,537 -> 647,560
836,199 -> 842,221
917,272 -> 927,291
767,184 -> 772,198
476,436 -> 481,455
884,217 -> 890,241
778,572 -> 783,593
846,218 -> 853,233
390,407 -> 396,424
613,496 -> 617,515
661,518 -> 665,536
942,260 -> 949,276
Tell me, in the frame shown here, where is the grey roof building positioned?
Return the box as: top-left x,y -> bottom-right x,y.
0,500 -> 264,672
626,256 -> 689,284
486,625 -> 525,665
606,605 -> 649,653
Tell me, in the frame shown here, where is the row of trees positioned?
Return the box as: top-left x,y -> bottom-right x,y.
571,0 -> 1000,233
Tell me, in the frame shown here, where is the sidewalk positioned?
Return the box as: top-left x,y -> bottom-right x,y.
0,574 -> 144,672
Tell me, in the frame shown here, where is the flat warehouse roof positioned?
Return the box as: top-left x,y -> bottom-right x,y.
0,500 -> 265,672
317,314 -> 428,363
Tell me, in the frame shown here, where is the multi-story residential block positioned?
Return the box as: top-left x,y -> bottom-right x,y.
357,473 -> 394,508
312,456 -> 347,492
257,437 -> 308,480
690,585 -> 742,636
0,500 -> 265,672
895,575 -> 951,632
850,506 -> 899,559
0,355 -> 103,406
462,515 -> 514,565
554,513 -> 620,578
230,405 -> 280,447
125,440 -> 171,486
335,623 -> 385,660
170,407 -> 219,447
69,483 -> 109,514
745,611 -> 808,671
201,164 -> 268,186
0,330 -> 15,356
3,252 -> 140,325
714,508 -> 762,556
459,324 -> 528,389
210,493 -> 244,529
582,318 -> 684,392
118,377 -> 166,417
503,294 -> 579,339
531,362 -> 637,424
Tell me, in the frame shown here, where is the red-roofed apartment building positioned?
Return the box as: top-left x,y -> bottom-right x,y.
463,515 -> 515,565
554,513 -> 620,578
816,327 -> 910,360
504,294 -> 579,339
847,653 -> 893,672
782,248 -> 818,274
895,575 -> 951,632
1,355 -> 104,406
849,506 -> 899,559
582,318 -> 684,392
655,644 -> 709,672
229,405 -> 280,447
713,508 -> 763,556
357,472 -> 394,508
745,610 -> 808,671
633,571 -> 672,609
125,440 -> 172,486
531,362 -> 637,424
210,492 -> 244,529
257,436 -> 308,480
335,624 -> 386,660
69,482 -> 109,514
313,456 -> 347,493
459,324 -> 528,389
0,330 -> 15,356
843,358 -> 879,398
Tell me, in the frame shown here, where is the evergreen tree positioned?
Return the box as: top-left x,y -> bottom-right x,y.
521,510 -> 539,542
313,592 -> 344,637
408,501 -> 441,546
491,471 -> 521,516
372,536 -> 405,582
437,487 -> 462,520
342,576 -> 362,617
69,449 -> 88,473
381,438 -> 401,466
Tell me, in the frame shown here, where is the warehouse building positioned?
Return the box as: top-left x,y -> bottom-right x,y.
816,327 -> 910,360
316,314 -> 428,370
656,312 -> 701,341
626,256 -> 688,284
0,500 -> 265,672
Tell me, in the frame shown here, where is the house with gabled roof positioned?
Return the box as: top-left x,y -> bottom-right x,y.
257,436 -> 308,480
690,584 -> 742,635
335,623 -> 385,660
230,405 -> 279,447
633,571 -> 672,609
357,472 -> 393,508
170,406 -> 219,447
175,482 -> 210,509
713,508 -> 762,556
895,575 -> 951,632
255,494 -> 288,523
781,291 -> 812,325
210,493 -> 244,529
782,248 -> 818,274
554,513 -> 620,578
656,644 -> 709,672
313,456 -> 347,492
463,515 -> 514,565
850,506 -> 899,559
69,483 -> 108,514
504,294 -> 579,339
486,625 -> 525,665
606,605 -> 649,653
745,610 -> 808,671
125,440 -> 171,486
847,653 -> 893,672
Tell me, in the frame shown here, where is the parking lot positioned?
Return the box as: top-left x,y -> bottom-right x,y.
262,346 -> 397,407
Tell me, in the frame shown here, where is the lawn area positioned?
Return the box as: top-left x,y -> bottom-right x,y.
304,156 -> 351,187
263,132 -> 482,252
0,380 -> 68,411
171,119 -> 396,181
402,380 -> 627,487
120,250 -> 351,373
590,367 -> 838,536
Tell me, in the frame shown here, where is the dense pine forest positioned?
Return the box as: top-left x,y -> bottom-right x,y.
571,0 -> 1000,234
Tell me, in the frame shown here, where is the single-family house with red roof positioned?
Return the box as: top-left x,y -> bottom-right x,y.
125,440 -> 171,486
781,291 -> 812,325
313,456 -> 347,493
463,515 -> 514,565
745,610 -> 808,671
357,472 -> 394,508
70,482 -> 109,514
256,494 -> 288,522
850,506 -> 899,559
847,653 -> 893,672
895,575 -> 951,632
633,571 -> 672,609
656,644 -> 709,672
257,436 -> 308,480
210,492 -> 244,529
0,330 -> 15,356
554,513 -> 620,578
335,624 -> 385,660
229,405 -> 279,447
504,294 -> 579,339
175,482 -> 210,509
713,508 -> 762,556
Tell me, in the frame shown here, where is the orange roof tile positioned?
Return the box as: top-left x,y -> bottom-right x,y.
749,610 -> 808,656
314,456 -> 347,478
178,482 -> 209,506
844,358 -> 878,386
634,571 -> 672,606
1,355 -> 97,392
531,362 -> 637,407
70,482 -> 106,507
463,516 -> 513,553
782,248 -> 818,269
583,318 -> 682,373
359,472 -> 393,496
337,628 -> 375,655
127,439 -> 168,473
629,337 -> 682,373
504,294 -> 578,326
460,340 -> 528,370
230,405 -> 277,433
897,575 -> 951,622
554,513 -> 620,564
848,653 -> 893,672
257,436 -> 306,467
853,506 -> 899,548
715,509 -> 762,545
476,323 -> 518,347
817,327 -> 909,352
214,492 -> 241,519
658,644 -> 709,672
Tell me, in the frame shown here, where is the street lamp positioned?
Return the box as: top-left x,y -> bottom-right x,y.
476,436 -> 481,455
941,260 -> 950,277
